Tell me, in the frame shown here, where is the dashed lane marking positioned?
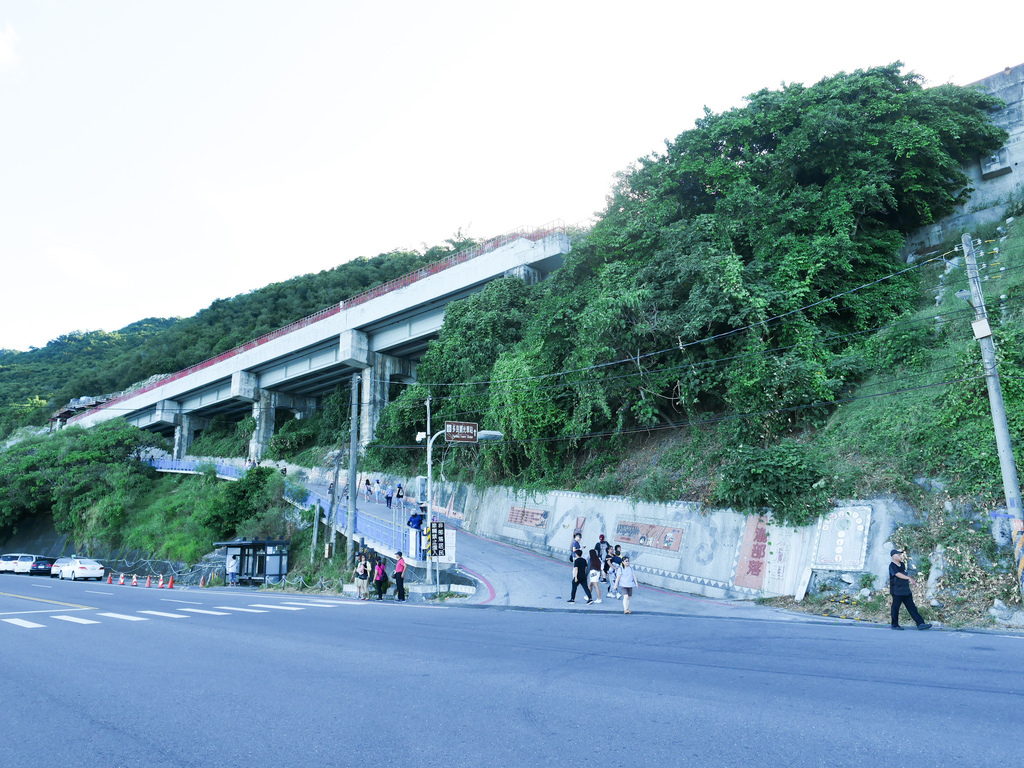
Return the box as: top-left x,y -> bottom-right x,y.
138,610 -> 189,618
249,604 -> 303,611
3,618 -> 45,628
30,584 -> 53,588
281,601 -> 338,608
52,615 -> 100,625
162,599 -> 202,605
99,613 -> 148,622
85,591 -> 113,596
179,608 -> 230,616
215,606 -> 268,613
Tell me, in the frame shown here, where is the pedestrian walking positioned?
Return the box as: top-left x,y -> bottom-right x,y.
596,534 -> 611,563
604,555 -> 620,599
328,481 -> 335,497
226,554 -> 239,586
374,560 -> 387,600
614,556 -> 639,614
385,483 -> 394,509
396,483 -> 405,511
588,549 -> 603,602
569,550 -> 593,604
355,553 -> 370,600
364,478 -> 372,502
375,478 -> 382,502
570,531 -> 583,562
394,551 -> 407,602
889,549 -> 932,630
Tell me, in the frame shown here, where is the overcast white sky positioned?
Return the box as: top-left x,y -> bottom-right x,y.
1,0 -> 1020,351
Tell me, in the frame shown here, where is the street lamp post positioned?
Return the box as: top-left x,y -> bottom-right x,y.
420,424 -> 503,589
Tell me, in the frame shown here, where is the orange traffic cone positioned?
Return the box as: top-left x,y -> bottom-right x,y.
145,575 -> 152,588
107,573 -> 113,584
199,575 -> 206,588
158,574 -> 164,589
131,574 -> 138,586
118,573 -> 125,585
167,575 -> 174,590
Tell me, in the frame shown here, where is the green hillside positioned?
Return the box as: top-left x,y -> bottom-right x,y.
2,63 -> 1021,592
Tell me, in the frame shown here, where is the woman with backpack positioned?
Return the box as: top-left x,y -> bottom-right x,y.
354,553 -> 370,600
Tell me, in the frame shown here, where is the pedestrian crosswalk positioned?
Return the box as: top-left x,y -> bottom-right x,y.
1,599 -> 355,630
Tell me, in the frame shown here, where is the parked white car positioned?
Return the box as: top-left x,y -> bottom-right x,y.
58,558 -> 105,580
50,557 -> 73,577
0,553 -> 30,573
13,554 -> 36,574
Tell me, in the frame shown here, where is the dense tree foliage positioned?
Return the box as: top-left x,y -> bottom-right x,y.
369,64 -> 1007,512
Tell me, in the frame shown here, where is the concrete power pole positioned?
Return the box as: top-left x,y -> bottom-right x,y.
346,373 -> 360,566
960,233 -> 1024,597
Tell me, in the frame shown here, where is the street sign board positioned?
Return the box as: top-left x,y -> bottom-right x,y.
445,421 -> 478,443
430,521 -> 446,557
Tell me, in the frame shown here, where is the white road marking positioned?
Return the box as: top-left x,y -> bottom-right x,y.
30,584 -> 53,588
162,599 -> 202,605
281,601 -> 338,608
3,618 -> 45,628
99,613 -> 149,621
179,608 -> 230,615
85,591 -> 113,596
215,606 -> 268,613
52,615 -> 100,625
249,604 -> 303,611
138,610 -> 189,618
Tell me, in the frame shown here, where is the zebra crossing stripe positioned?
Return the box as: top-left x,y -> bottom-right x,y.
215,606 -> 268,613
138,611 -> 189,618
281,601 -> 338,608
99,613 -> 148,621
51,615 -> 100,625
249,604 -> 303,611
2,618 -> 44,628
179,608 -> 230,616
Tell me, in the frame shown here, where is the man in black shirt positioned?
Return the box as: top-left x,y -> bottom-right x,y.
889,548 -> 932,630
568,551 -> 594,604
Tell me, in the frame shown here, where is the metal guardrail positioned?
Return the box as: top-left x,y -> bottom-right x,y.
68,221 -> 566,426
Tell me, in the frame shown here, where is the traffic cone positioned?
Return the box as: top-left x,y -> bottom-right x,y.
167,575 -> 174,590
118,573 -> 125,586
199,575 -> 206,588
131,574 -> 138,586
158,574 -> 164,589
107,573 -> 113,584
145,575 -> 152,588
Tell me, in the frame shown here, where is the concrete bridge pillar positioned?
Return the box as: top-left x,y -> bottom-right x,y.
247,388 -> 318,462
340,329 -> 416,446
172,413 -> 211,460
360,352 -> 416,447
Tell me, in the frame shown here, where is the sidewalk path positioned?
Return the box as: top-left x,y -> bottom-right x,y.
452,528 -> 829,623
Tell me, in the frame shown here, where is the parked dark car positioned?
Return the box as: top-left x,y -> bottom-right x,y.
28,556 -> 57,576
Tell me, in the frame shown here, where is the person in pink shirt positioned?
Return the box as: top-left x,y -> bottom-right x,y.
394,551 -> 407,602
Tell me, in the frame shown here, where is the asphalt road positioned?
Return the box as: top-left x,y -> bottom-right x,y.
1,573 -> 1022,767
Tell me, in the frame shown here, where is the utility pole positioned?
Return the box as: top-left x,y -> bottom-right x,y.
327,440 -> 344,553
346,373 -> 360,566
960,233 -> 1024,597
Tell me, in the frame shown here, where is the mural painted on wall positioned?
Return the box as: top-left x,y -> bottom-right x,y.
734,515 -> 769,590
430,482 -> 469,523
507,506 -> 550,529
615,521 -> 683,552
811,507 -> 869,570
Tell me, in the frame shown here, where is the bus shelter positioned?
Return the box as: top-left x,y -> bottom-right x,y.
214,540 -> 289,585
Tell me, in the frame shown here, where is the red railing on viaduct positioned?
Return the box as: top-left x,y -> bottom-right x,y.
68,221 -> 566,424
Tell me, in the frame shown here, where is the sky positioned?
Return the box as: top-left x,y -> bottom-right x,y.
1,0 -> 1021,352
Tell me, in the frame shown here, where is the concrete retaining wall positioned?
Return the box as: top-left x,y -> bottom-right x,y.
418,478 -> 913,600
